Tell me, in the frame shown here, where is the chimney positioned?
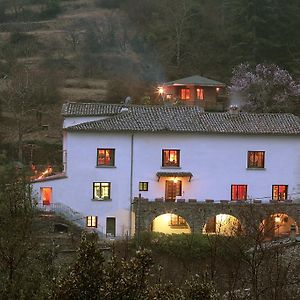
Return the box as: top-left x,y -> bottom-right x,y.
228,104 -> 240,114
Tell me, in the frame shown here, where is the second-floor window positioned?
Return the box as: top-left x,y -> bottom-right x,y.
93,182 -> 111,200
272,185 -> 288,200
180,88 -> 190,100
97,149 -> 115,166
196,88 -> 204,100
248,151 -> 265,168
231,185 -> 247,201
162,149 -> 180,167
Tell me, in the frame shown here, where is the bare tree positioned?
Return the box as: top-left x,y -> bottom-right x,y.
0,65 -> 61,162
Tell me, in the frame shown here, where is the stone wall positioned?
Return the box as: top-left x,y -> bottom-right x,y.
132,198 -> 300,234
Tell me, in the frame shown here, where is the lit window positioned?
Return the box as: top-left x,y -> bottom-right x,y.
139,182 -> 148,191
248,151 -> 265,168
272,185 -> 288,200
86,216 -> 98,228
41,187 -> 52,206
162,149 -> 180,167
93,182 -> 111,200
180,88 -> 190,100
231,185 -> 247,201
165,180 -> 182,202
170,214 -> 188,228
97,149 -> 115,166
196,88 -> 204,100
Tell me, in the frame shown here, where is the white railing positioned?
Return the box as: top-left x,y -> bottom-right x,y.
36,202 -> 104,237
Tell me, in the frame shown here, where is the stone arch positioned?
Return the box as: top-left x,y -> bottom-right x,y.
202,213 -> 242,236
142,208 -> 194,233
260,213 -> 298,239
151,213 -> 191,234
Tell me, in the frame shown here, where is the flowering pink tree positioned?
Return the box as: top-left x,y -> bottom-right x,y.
230,63 -> 300,113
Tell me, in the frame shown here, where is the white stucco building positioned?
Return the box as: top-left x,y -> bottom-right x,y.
32,103 -> 300,237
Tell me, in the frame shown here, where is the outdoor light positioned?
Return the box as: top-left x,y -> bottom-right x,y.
173,177 -> 178,183
157,86 -> 164,94
275,215 -> 281,223
216,87 -> 220,92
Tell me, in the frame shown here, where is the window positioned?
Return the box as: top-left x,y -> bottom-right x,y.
41,187 -> 52,205
93,182 -> 111,200
248,151 -> 265,168
139,182 -> 148,191
86,216 -> 98,228
170,214 -> 188,228
106,217 -> 116,237
162,149 -> 180,167
97,149 -> 115,166
180,88 -> 190,100
272,185 -> 288,200
165,180 -> 182,201
231,185 -> 247,201
196,88 -> 204,100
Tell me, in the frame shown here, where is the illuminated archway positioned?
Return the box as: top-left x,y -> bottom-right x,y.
261,213 -> 298,239
151,213 -> 191,234
203,214 -> 242,236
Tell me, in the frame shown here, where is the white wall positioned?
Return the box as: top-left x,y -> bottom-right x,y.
132,133 -> 300,202
32,130 -> 300,237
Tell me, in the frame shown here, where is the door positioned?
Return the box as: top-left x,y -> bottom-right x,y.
41,187 -> 52,205
106,217 -> 116,237
165,180 -> 182,202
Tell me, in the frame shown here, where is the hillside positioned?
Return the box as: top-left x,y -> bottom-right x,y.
0,0 -> 299,165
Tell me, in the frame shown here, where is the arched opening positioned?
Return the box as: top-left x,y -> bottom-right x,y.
151,213 -> 191,234
203,214 -> 242,236
261,213 -> 298,239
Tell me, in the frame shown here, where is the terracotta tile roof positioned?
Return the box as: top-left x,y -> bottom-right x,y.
66,104 -> 300,135
163,75 -> 225,87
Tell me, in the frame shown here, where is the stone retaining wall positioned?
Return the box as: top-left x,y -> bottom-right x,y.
132,198 -> 300,234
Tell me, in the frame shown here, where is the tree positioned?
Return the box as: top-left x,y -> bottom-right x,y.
0,167 -> 34,298
0,65 -> 61,162
224,0 -> 300,69
229,63 -> 300,113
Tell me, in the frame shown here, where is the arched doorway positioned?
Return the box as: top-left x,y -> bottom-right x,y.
203,214 -> 242,236
261,213 -> 298,239
151,213 -> 191,234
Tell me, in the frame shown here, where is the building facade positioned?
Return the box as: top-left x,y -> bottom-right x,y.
32,103 -> 300,238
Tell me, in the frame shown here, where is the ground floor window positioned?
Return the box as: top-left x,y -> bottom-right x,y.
93,182 -> 111,200
106,217 -> 116,237
231,184 -> 247,200
151,213 -> 191,234
203,214 -> 242,236
86,216 -> 98,228
272,185 -> 288,200
170,214 -> 188,228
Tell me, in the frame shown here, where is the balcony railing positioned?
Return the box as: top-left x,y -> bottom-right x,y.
134,197 -> 297,205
